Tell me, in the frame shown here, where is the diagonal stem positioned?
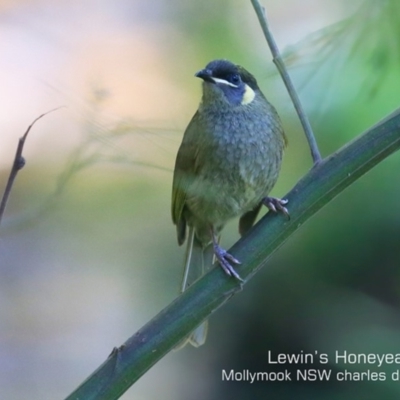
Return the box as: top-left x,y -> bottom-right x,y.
250,0 -> 322,164
64,107 -> 400,400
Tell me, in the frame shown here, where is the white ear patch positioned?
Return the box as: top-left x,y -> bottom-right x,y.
241,84 -> 255,105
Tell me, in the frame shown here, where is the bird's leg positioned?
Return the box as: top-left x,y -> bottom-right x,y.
211,228 -> 243,282
263,196 -> 289,218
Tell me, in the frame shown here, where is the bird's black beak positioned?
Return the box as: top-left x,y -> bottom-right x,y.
195,68 -> 215,83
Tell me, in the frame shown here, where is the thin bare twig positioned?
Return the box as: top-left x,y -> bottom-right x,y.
0,107 -> 62,228
251,0 -> 322,164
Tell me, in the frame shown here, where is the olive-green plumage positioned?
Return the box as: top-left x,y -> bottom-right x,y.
172,59 -> 287,347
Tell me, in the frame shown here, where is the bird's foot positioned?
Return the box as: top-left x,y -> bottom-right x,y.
263,196 -> 289,218
213,242 -> 243,282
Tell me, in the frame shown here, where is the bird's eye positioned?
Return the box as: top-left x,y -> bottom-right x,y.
228,73 -> 240,85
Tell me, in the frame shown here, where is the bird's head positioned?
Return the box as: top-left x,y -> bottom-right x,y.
195,59 -> 260,107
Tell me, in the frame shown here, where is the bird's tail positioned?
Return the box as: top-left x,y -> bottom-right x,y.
176,226 -> 213,349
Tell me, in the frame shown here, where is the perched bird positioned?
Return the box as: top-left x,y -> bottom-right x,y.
171,59 -> 288,347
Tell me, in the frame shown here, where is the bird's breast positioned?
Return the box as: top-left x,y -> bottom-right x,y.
186,108 -> 284,223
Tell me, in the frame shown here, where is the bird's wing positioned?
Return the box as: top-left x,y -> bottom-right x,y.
171,113 -> 200,245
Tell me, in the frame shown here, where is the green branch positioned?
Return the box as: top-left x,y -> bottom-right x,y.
64,108 -> 400,400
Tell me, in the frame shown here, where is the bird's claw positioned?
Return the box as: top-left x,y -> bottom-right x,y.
263,196 -> 289,219
213,244 -> 243,282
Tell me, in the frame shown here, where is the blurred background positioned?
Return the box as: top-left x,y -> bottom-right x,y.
0,0 -> 400,398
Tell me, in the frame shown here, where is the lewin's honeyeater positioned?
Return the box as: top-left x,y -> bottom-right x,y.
171,59 -> 288,347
